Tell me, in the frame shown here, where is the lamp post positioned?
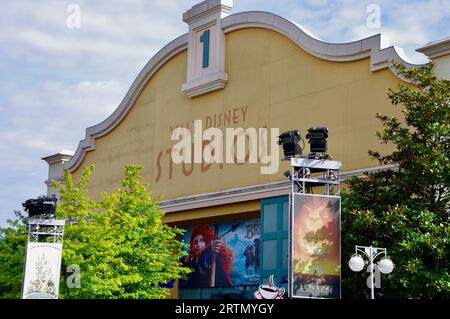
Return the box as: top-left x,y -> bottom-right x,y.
348,245 -> 394,299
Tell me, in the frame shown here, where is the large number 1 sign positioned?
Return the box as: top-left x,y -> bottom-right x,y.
200,29 -> 210,68
181,0 -> 230,97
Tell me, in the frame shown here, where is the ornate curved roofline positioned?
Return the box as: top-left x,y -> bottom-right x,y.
64,11 -> 425,172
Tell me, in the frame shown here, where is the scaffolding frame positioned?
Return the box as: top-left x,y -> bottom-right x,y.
27,219 -> 65,244
290,157 -> 342,196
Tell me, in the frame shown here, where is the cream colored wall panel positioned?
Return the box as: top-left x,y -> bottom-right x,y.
72,27 -> 404,204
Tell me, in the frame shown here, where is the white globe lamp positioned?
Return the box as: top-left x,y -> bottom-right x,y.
378,257 -> 394,274
348,254 -> 364,272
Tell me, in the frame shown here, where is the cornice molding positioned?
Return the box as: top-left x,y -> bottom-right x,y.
416,37 -> 450,59
158,164 -> 397,213
42,150 -> 74,165
44,177 -> 65,187
222,11 -> 423,72
183,0 -> 233,24
64,11 -> 424,172
181,71 -> 228,97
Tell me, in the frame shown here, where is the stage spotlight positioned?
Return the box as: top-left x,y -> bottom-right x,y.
304,168 -> 311,178
278,130 -> 302,159
329,171 -> 336,180
22,196 -> 57,219
306,127 -> 328,158
283,169 -> 291,180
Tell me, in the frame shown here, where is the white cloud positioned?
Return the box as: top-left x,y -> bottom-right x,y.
304,0 -> 329,8
0,0 -> 448,226
0,78 -> 129,225
3,79 -> 127,144
283,0 -> 449,63
0,0 -> 194,81
0,1 -> 191,226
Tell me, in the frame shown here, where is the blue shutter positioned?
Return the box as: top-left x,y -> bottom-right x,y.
260,195 -> 289,289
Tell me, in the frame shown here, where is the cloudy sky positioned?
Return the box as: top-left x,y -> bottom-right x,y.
0,0 -> 449,226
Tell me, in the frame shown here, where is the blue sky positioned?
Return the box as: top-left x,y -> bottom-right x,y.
0,0 -> 449,226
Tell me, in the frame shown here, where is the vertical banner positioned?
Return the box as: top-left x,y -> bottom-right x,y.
291,194 -> 341,299
22,242 -> 63,299
180,218 -> 260,288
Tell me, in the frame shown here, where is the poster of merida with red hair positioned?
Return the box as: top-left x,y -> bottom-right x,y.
180,219 -> 260,288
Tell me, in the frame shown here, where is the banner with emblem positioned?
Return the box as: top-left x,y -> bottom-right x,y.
22,242 -> 63,299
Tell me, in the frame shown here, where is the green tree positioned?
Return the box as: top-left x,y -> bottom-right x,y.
54,164 -> 190,299
342,62 -> 450,298
0,211 -> 27,298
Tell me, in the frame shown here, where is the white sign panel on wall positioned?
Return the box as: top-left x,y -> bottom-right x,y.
22,242 -> 63,299
181,0 -> 232,97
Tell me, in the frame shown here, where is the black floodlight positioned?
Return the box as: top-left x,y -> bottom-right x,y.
306,127 -> 328,156
278,130 -> 302,159
22,196 -> 57,218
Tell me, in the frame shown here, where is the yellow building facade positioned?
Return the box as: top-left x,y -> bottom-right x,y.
42,0 -> 450,299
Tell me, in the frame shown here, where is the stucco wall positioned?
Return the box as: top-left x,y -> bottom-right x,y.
71,27 -> 403,206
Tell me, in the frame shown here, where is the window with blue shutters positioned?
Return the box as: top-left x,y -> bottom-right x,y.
260,195 -> 289,291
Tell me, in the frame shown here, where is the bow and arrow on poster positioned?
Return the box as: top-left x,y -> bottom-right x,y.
180,219 -> 260,289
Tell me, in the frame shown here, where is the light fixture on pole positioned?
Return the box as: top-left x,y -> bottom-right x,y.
278,130 -> 303,160
348,245 -> 394,299
306,127 -> 329,159
22,196 -> 57,219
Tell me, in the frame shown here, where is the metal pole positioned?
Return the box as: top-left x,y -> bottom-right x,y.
325,169 -> 329,195
370,246 -> 374,299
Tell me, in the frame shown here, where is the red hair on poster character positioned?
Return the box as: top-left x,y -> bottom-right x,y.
184,224 -> 234,287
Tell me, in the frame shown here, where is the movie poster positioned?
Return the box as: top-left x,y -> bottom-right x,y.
291,194 -> 341,299
180,219 -> 260,288
21,242 -> 63,299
